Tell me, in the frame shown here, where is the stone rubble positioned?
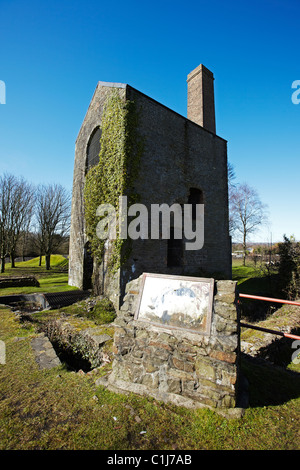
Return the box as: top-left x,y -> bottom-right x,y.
31,333 -> 61,370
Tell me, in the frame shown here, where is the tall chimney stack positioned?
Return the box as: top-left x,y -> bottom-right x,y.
187,64 -> 216,134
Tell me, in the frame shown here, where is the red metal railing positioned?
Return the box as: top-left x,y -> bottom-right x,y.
238,293 -> 300,341
239,293 -> 300,307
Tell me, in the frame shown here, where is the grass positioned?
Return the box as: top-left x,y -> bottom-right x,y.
232,258 -> 279,297
0,305 -> 299,450
14,255 -> 69,268
0,255 -> 78,295
0,256 -> 299,450
232,258 -> 282,321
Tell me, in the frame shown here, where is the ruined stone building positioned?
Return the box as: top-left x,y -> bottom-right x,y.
69,64 -> 231,307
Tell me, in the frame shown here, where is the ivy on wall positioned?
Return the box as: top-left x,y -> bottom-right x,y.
84,89 -> 143,274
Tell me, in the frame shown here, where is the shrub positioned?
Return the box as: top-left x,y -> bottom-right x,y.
278,235 -> 300,300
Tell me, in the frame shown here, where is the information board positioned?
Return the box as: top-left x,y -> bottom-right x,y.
135,273 -> 214,335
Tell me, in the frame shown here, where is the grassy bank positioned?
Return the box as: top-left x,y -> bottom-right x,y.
0,255 -> 78,295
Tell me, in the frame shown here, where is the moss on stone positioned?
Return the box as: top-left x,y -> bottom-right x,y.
87,298 -> 116,325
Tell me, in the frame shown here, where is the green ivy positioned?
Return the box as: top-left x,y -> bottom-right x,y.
84,89 -> 143,274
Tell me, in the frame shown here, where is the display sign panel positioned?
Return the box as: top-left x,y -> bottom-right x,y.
135,273 -> 214,335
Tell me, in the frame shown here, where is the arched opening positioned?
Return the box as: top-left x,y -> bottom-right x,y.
86,127 -> 101,172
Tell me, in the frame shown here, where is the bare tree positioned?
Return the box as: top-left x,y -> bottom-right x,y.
230,183 -> 268,265
0,174 -> 35,271
0,174 -> 14,272
35,184 -> 71,270
7,178 -> 35,268
227,162 -> 236,235
227,162 -> 236,188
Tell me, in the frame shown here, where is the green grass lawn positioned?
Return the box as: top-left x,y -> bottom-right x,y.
0,255 -> 78,295
232,258 -> 279,297
0,255 -> 277,297
0,305 -> 299,450
0,256 -> 299,450
15,255 -> 69,268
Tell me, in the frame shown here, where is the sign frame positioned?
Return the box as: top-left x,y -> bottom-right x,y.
134,273 -> 214,335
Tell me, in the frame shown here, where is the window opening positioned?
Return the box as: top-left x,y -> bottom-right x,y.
86,127 -> 101,172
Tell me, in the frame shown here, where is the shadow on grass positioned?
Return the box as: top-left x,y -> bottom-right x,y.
241,353 -> 300,408
255,326 -> 300,367
237,274 -> 279,296
237,274 -> 282,321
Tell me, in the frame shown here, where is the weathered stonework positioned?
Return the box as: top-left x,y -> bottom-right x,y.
42,317 -> 113,369
187,64 -> 216,133
0,276 -> 40,288
69,64 -> 231,308
99,274 -> 241,414
31,334 -> 61,370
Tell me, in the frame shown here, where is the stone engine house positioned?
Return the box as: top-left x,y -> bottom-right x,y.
69,64 -> 231,307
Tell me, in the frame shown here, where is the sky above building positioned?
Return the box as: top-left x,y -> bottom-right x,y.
0,0 -> 299,244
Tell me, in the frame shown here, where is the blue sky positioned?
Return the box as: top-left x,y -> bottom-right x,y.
0,0 -> 299,243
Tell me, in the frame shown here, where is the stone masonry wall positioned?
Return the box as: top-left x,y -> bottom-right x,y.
117,85 -> 231,299
69,79 -> 232,308
68,83 -> 127,295
105,274 -> 240,411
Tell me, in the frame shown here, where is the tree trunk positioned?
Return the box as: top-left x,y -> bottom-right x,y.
39,254 -> 42,266
1,256 -> 5,273
243,231 -> 247,266
22,238 -> 26,261
45,253 -> 51,270
10,252 -> 15,268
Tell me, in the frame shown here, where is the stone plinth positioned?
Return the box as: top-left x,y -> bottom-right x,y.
101,274 -> 241,413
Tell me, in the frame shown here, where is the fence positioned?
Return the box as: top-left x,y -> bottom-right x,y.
238,293 -> 300,341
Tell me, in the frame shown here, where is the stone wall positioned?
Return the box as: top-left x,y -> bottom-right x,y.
0,276 -> 40,288
68,83 -> 127,297
69,71 -> 232,308
103,274 -> 240,412
122,85 -> 231,285
42,316 -> 114,370
187,64 -> 216,133
111,84 -> 231,301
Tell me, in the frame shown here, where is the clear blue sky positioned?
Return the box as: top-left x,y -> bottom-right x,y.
0,0 -> 299,243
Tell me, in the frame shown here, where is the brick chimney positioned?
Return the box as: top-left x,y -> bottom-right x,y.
187,64 -> 216,134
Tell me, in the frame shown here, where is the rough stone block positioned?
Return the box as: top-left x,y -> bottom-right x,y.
195,357 -> 216,381
165,377 -> 182,394
142,373 -> 159,389
148,340 -> 173,352
216,280 -> 237,294
172,356 -> 194,373
209,350 -> 236,364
